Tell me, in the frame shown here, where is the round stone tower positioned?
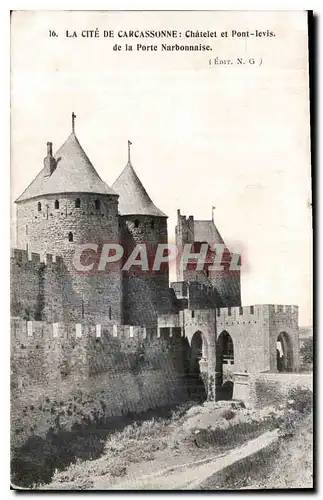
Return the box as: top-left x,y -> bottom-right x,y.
15,114 -> 122,325
112,141 -> 172,328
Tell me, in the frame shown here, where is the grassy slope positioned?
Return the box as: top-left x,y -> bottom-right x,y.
38,400 -> 313,490
201,412 -> 313,490
247,412 -> 313,489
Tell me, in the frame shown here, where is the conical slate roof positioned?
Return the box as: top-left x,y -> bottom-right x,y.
194,220 -> 225,245
16,133 -> 116,203
112,162 -> 167,217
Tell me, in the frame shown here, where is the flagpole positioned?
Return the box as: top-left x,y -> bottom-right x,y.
128,140 -> 132,163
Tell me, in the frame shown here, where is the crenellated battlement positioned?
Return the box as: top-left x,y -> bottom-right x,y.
155,304 -> 299,343
215,304 -> 299,326
184,308 -> 216,326
158,313 -> 183,329
216,304 -> 264,322
11,317 -> 151,343
171,281 -> 215,299
10,248 -> 63,268
268,304 -> 299,328
11,247 -> 66,323
9,120 -> 304,458
11,316 -> 192,344
188,281 -> 213,293
176,210 -> 195,231
171,281 -> 189,299
269,304 -> 298,314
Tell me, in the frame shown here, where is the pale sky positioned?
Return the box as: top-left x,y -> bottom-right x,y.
10,11 -> 312,325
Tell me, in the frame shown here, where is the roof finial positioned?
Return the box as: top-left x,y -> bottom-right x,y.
212,205 -> 216,222
128,140 -> 132,164
72,112 -> 76,134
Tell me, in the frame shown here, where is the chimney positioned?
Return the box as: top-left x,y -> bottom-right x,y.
47,141 -> 53,156
43,141 -> 57,176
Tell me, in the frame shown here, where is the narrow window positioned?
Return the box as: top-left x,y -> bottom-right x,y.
150,220 -> 155,229
75,198 -> 81,208
250,306 -> 254,314
37,202 -> 41,212
95,199 -> 100,210
239,307 -> 243,315
228,307 -> 232,316
192,310 -> 195,318
55,200 -> 59,209
217,308 -> 221,317
134,219 -> 139,228
109,306 -> 112,320
68,232 -> 73,242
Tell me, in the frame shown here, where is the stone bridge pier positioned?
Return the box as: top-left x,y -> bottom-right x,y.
159,304 -> 300,404
184,309 -> 217,401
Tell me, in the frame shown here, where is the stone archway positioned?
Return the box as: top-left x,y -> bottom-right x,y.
188,331 -> 208,401
277,331 -> 293,372
216,331 -> 234,400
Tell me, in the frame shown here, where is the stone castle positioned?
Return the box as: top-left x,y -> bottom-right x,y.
10,116 -> 300,448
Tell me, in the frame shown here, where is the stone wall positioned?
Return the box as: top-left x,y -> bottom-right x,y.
268,304 -> 300,371
216,304 -> 300,374
156,303 -> 300,402
187,282 -> 220,309
216,305 -> 271,373
207,263 -> 241,307
175,211 -> 194,282
15,193 -> 123,325
10,246 -> 123,326
11,318 -> 187,449
158,305 -> 274,374
16,193 -> 120,258
120,215 -> 172,327
10,249 -> 65,322
247,372 -> 313,408
175,210 -> 241,308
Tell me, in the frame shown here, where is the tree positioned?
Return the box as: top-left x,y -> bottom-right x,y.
300,338 -> 313,365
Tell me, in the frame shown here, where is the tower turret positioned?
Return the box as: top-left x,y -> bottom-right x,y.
175,209 -> 241,308
112,141 -> 173,328
15,114 -> 122,324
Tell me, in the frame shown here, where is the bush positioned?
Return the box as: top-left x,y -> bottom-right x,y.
286,386 -> 313,415
300,339 -> 313,365
221,409 -> 236,421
